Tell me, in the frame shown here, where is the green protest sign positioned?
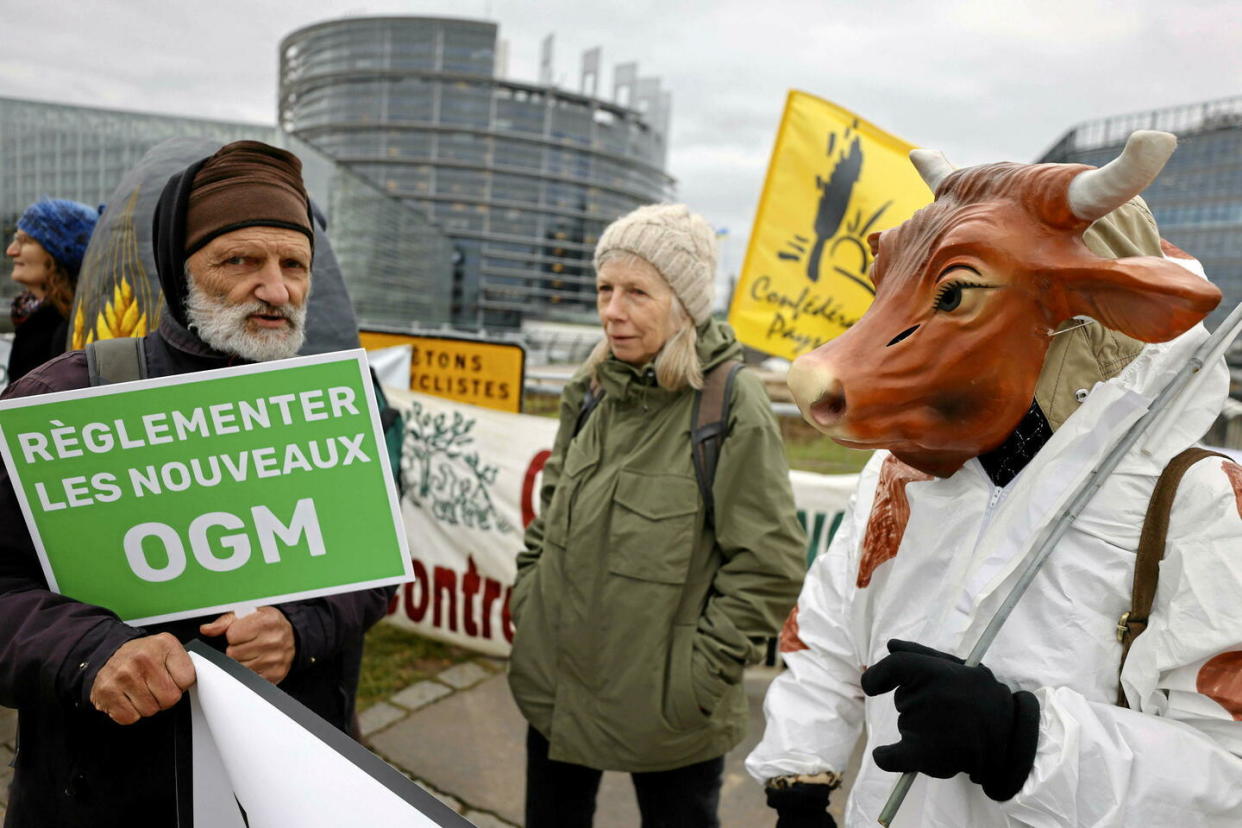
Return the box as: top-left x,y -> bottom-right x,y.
0,350 -> 411,625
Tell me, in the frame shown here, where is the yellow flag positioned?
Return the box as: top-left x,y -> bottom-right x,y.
728,90 -> 933,359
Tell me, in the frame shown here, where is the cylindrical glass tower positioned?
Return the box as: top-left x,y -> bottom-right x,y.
1040,95 -> 1242,331
280,16 -> 675,329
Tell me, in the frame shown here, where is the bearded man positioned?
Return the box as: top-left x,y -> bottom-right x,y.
0,141 -> 391,827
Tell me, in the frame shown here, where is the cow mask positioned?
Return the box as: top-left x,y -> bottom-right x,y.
787,130 -> 1221,478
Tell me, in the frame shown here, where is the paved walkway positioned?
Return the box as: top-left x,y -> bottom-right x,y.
0,659 -> 858,826
360,658 -> 856,827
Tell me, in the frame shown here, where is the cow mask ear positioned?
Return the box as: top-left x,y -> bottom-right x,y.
1057,256 -> 1221,342
867,231 -> 882,257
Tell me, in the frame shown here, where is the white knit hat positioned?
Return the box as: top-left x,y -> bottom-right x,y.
593,203 -> 717,325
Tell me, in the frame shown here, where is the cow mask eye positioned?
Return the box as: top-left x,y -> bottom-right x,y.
932,275 -> 994,313
934,282 -> 964,312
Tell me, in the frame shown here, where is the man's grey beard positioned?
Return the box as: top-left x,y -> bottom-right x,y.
185,282 -> 307,362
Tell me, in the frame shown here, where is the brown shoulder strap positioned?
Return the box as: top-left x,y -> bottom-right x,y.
693,361 -> 741,432
691,361 -> 744,527
1116,446 -> 1231,706
86,337 -> 147,386
573,377 -> 603,438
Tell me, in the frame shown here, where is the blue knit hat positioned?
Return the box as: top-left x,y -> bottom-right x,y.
16,199 -> 99,282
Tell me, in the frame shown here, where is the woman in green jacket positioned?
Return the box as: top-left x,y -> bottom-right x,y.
508,203 -> 806,827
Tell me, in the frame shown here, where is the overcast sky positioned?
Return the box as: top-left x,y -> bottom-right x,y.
2,0 -> 1239,283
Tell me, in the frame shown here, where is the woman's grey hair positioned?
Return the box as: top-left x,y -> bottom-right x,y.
585,250 -> 703,391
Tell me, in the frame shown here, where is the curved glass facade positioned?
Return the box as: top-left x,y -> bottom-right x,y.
280,16 -> 675,329
1040,96 -> 1242,331
0,95 -> 454,332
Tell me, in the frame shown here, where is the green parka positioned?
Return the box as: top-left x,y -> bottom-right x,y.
507,319 -> 806,772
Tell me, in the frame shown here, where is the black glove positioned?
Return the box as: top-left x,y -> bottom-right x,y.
765,782 -> 837,828
860,639 -> 1040,802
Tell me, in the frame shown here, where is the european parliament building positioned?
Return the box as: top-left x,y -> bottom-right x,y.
0,95 -> 454,330
1040,95 -> 1242,330
279,16 -> 675,329
1,16 -> 674,333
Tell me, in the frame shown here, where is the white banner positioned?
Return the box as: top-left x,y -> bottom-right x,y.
368,344 -> 413,389
187,642 -> 472,827
384,389 -> 858,655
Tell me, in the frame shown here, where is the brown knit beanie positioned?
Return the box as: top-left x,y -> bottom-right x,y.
594,203 -> 717,324
184,141 -> 313,255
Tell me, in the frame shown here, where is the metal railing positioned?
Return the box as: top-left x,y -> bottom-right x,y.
523,368 -> 802,417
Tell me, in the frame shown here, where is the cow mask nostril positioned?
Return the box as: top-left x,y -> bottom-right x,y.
886,325 -> 920,347
810,385 -> 847,426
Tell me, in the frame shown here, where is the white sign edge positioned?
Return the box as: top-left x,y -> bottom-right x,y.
125,572 -> 412,627
357,350 -> 413,584
0,349 -> 370,411
0,419 -> 60,591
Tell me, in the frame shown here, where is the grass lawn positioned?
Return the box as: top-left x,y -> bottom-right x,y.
521,391 -> 561,418
356,622 -> 478,711
778,415 -> 872,475
523,389 -> 872,475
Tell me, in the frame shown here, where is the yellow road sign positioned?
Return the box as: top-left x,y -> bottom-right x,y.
359,331 -> 525,414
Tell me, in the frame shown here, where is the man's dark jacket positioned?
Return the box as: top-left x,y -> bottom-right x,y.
0,315 -> 391,827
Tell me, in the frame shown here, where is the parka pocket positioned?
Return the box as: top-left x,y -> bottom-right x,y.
562,434 -> 600,479
665,624 -> 710,730
608,470 -> 700,584
509,567 -> 536,633
544,436 -> 600,549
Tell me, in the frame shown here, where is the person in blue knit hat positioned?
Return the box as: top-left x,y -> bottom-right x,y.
5,198 -> 99,382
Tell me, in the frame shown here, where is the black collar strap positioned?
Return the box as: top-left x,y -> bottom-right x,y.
978,400 -> 1053,488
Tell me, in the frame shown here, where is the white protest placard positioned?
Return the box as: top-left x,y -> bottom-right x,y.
187,641 -> 474,827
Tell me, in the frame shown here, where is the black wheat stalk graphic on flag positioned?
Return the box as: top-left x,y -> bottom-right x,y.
807,130 -> 863,283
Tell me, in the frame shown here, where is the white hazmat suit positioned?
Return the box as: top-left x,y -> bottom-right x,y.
748,254 -> 1242,826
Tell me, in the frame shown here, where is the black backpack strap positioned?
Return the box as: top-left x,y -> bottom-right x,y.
691,361 -> 744,528
86,337 -> 148,386
573,378 -> 604,438
1116,446 -> 1232,707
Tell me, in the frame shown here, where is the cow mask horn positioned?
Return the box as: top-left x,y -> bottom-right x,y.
910,131 -> 1178,220
1066,130 -> 1177,221
909,149 -> 955,194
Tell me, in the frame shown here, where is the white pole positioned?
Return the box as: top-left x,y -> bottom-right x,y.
878,302 -> 1242,826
